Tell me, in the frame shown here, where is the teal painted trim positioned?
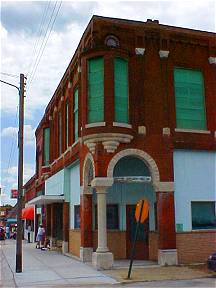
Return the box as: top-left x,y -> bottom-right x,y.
43,128 -> 50,166
114,57 -> 129,123
174,68 -> 206,130
88,57 -> 104,123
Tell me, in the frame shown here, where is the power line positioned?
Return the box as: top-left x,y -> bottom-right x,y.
0,72 -> 19,78
6,105 -> 19,178
27,1 -> 51,77
27,1 -> 62,89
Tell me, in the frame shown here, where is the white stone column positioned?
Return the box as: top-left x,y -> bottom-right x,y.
91,177 -> 114,270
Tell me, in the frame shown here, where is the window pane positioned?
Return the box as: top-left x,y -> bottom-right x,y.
114,58 -> 129,123
43,128 -> 50,166
74,205 -> 80,229
174,68 -> 206,130
58,112 -> 62,155
74,89 -> 79,142
88,57 -> 104,123
191,202 -> 216,229
95,204 -> 119,230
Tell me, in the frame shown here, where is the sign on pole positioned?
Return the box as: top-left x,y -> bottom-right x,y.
127,199 -> 149,279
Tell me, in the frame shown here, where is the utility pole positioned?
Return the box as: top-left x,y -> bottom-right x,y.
0,74 -> 25,272
16,74 -> 25,273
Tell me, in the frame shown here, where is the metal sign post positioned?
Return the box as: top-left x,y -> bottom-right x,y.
127,199 -> 149,279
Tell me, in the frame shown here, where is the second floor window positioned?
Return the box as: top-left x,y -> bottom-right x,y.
174,68 -> 206,130
43,128 -> 50,166
88,57 -> 104,123
114,57 -> 129,123
65,102 -> 69,148
58,112 -> 62,155
74,89 -> 79,142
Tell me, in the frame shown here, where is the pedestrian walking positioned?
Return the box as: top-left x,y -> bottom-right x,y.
0,227 -> 5,244
27,224 -> 31,243
36,224 -> 45,249
5,226 -> 10,239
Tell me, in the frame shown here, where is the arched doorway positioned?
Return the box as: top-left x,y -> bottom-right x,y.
113,156 -> 155,260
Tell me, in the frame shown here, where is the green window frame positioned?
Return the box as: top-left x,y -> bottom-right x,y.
174,68 -> 206,130
88,57 -> 104,123
191,201 -> 216,230
58,112 -> 62,155
114,57 -> 129,123
43,128 -> 50,166
74,89 -> 78,142
65,102 -> 69,148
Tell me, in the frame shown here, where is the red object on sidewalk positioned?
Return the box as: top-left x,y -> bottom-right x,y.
22,206 -> 34,220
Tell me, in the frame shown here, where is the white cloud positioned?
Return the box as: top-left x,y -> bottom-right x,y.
3,163 -> 35,186
1,124 -> 35,146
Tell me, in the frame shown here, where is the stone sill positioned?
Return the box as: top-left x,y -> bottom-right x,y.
85,122 -> 106,128
113,122 -> 132,129
175,128 -> 211,134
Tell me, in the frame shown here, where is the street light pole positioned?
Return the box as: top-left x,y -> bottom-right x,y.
0,74 -> 25,272
16,74 -> 25,273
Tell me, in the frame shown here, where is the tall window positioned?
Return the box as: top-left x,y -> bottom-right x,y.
65,102 -> 69,148
74,89 -> 79,142
74,205 -> 80,229
43,128 -> 50,166
88,57 -> 104,123
114,57 -> 129,123
191,201 -> 216,230
58,112 -> 62,155
95,204 -> 119,229
174,68 -> 206,130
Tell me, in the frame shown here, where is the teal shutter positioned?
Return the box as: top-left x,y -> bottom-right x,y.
65,102 -> 69,148
74,89 -> 78,142
174,68 -> 206,130
58,112 -> 62,155
114,58 -> 129,123
88,57 -> 104,123
43,128 -> 50,166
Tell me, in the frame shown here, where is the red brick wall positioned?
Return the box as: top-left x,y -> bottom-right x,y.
176,231 -> 216,264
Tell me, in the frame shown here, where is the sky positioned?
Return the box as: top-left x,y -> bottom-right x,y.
0,0 -> 215,206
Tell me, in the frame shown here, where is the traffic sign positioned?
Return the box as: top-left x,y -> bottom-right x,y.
135,199 -> 149,223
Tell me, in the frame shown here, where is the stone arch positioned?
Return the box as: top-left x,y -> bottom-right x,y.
107,149 -> 160,187
82,153 -> 95,190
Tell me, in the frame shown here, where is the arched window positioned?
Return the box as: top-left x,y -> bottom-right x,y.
105,35 -> 119,48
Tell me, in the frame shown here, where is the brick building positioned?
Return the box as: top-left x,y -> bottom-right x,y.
24,16 -> 216,269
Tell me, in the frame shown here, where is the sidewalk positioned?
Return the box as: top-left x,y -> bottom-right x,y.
0,240 -> 117,287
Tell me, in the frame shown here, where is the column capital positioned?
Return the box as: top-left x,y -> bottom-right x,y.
91,177 -> 114,189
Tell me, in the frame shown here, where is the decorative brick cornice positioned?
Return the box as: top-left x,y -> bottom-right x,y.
83,133 -> 133,154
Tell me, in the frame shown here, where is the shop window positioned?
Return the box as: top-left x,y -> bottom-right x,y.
73,89 -> 78,142
43,128 -> 50,166
95,204 -> 119,230
74,205 -> 80,229
114,57 -> 129,123
191,201 -> 216,230
88,57 -> 104,123
174,68 -> 206,130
